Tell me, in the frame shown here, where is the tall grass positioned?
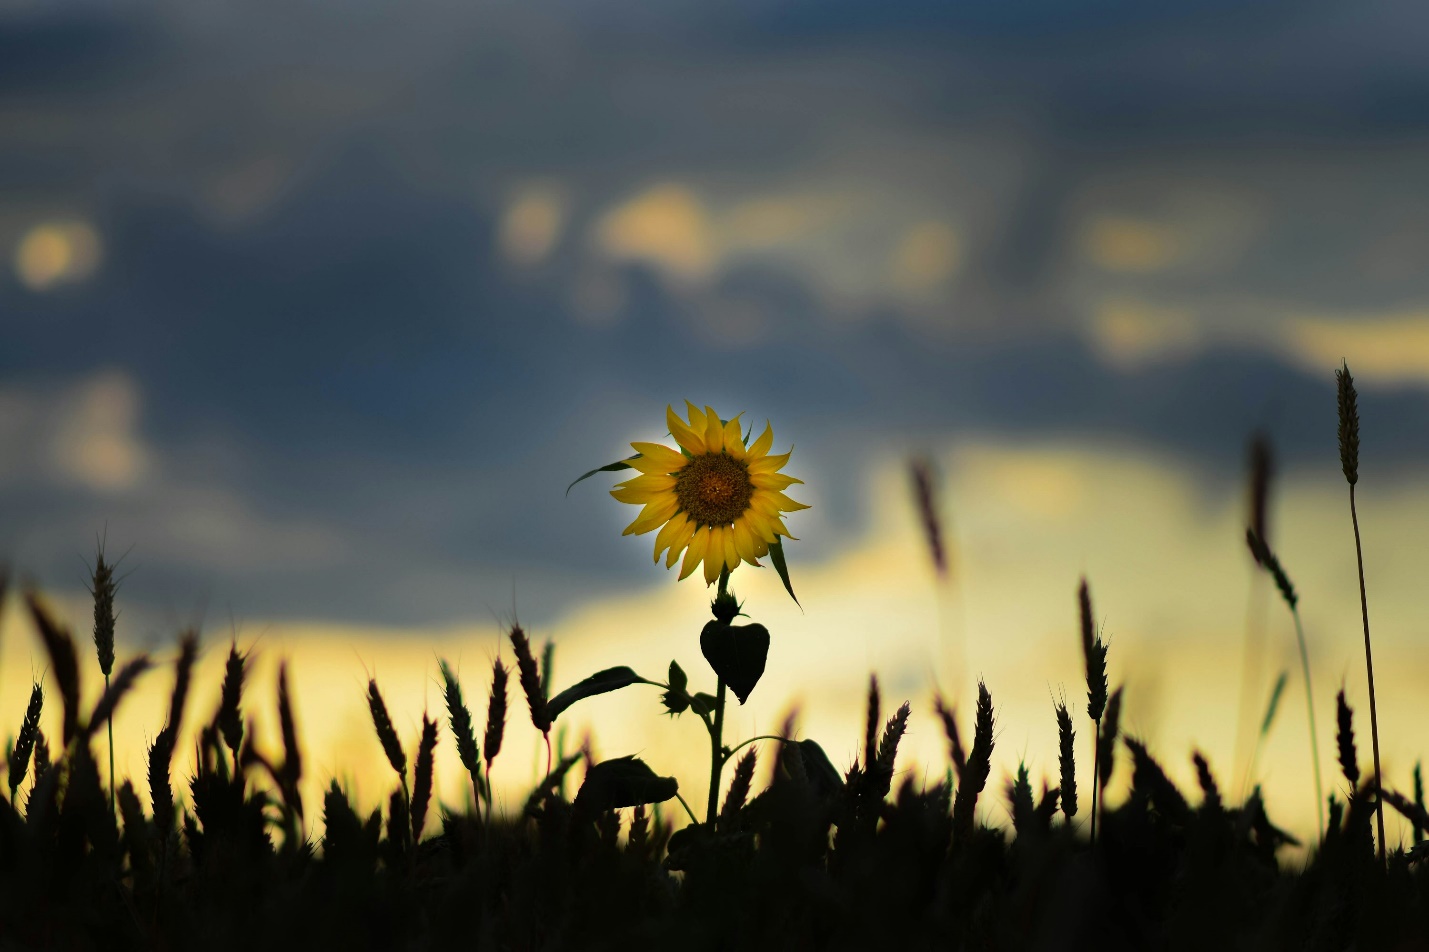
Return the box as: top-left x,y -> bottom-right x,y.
1338,361 -> 1385,865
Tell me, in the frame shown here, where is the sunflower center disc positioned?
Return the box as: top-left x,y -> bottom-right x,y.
676,453 -> 754,526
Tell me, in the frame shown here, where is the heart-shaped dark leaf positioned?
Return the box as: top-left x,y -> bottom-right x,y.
700,621 -> 770,704
547,666 -> 645,721
573,756 -> 679,814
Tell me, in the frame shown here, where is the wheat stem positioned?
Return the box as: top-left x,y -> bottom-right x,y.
1090,717 -> 1101,846
1351,486 -> 1385,864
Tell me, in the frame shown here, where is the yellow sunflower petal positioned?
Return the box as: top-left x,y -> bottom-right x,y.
768,515 -> 797,540
743,510 -> 779,544
665,517 -> 698,567
747,422 -> 774,458
629,442 -> 687,473
722,522 -> 742,570
685,401 -> 707,433
679,526 -> 710,580
622,496 -> 680,536
748,491 -> 781,518
614,473 -> 677,492
732,518 -> 759,564
753,537 -> 769,558
703,526 -> 726,584
750,471 -> 802,490
766,490 -> 811,512
747,449 -> 791,475
667,405 -> 705,455
653,511 -> 690,563
722,416 -> 746,460
610,485 -> 666,505
703,406 -> 725,454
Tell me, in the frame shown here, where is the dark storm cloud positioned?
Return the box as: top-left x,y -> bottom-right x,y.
3,0 -> 1429,627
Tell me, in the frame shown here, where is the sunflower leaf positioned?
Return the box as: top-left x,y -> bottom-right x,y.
565,455 -> 641,496
547,666 -> 646,720
768,538 -> 800,607
573,756 -> 678,813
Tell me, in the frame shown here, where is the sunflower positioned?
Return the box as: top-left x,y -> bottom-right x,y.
611,402 -> 808,585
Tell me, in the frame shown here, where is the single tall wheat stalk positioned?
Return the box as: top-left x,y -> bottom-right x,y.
1337,361 -> 1384,865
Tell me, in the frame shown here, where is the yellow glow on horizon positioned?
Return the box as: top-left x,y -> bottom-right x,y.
3,442 -> 1428,854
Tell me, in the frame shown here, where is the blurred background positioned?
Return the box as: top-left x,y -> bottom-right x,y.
4,0 -> 1429,846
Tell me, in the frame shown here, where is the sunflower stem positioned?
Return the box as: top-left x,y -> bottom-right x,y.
707,568 -> 731,830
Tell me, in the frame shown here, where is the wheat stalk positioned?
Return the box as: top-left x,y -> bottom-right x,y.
1337,361 -> 1384,865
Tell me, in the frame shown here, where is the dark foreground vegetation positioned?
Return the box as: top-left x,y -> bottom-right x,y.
5,365 -> 1428,950
3,574 -> 1429,952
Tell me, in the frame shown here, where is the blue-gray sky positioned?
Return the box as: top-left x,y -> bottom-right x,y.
4,0 -> 1429,631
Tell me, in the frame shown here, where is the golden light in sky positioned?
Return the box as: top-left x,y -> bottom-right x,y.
13,221 -> 102,292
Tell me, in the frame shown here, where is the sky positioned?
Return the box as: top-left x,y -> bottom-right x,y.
3,0 -> 1429,845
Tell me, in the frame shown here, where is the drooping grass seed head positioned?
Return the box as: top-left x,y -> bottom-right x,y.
509,625 -> 550,734
367,678 -> 406,780
26,591 -> 81,745
1248,432 -> 1273,555
438,659 -> 481,774
909,457 -> 947,577
1246,529 -> 1298,610
1336,361 -> 1359,486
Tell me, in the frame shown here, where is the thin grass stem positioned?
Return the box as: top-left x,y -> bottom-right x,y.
1351,486 -> 1386,864
1290,607 -> 1325,837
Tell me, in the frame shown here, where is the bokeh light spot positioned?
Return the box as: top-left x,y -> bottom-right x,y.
14,221 -> 102,291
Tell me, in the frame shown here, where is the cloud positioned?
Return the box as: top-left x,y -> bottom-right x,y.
1078,216 -> 1182,274
12,220 -> 102,291
593,184 -> 714,282
1283,311 -> 1429,384
0,369 -> 151,493
499,184 -> 566,268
